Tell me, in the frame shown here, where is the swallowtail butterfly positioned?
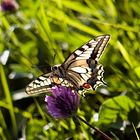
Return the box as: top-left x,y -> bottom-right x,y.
25,35 -> 110,95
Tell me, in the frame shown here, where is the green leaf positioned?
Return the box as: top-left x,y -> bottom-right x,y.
116,41 -> 134,68
98,95 -> 135,129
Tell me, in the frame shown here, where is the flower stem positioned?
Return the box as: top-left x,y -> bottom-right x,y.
77,116 -> 112,140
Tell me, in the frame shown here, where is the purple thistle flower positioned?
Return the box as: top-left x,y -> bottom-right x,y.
45,86 -> 80,119
0,0 -> 19,12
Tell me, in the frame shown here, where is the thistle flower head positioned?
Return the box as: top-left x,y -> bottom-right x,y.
45,86 -> 80,119
1,0 -> 19,12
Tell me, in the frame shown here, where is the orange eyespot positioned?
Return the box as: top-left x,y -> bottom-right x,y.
82,83 -> 91,89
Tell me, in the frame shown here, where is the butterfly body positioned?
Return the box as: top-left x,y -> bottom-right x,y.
25,35 -> 110,95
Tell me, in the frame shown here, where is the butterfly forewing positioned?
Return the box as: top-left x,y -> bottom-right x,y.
25,35 -> 110,95
62,35 -> 110,69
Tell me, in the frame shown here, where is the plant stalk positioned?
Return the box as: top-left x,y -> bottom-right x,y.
77,115 -> 112,140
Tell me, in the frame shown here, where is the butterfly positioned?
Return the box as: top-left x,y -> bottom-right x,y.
25,35 -> 110,95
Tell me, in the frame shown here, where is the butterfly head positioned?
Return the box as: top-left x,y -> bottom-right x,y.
51,64 -> 61,71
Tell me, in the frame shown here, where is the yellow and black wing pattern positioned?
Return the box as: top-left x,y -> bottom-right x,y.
61,34 -> 110,90
25,35 -> 110,95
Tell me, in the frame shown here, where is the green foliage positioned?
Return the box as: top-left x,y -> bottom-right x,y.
98,95 -> 137,128
0,0 -> 140,139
